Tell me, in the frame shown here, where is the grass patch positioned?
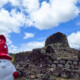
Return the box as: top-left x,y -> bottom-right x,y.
56,78 -> 75,80
10,54 -> 16,63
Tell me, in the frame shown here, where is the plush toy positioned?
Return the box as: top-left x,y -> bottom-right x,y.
0,35 -> 18,80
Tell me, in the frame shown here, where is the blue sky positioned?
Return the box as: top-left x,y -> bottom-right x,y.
0,0 -> 80,53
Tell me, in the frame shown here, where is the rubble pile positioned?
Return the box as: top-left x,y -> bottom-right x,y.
14,32 -> 80,80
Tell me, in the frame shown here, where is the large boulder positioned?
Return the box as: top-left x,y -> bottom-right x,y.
45,32 -> 69,47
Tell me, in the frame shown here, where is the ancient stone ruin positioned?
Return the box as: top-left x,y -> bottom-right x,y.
45,32 -> 69,47
14,32 -> 80,80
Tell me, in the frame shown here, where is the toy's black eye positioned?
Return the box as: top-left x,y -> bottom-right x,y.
4,61 -> 5,63
0,61 -> 1,63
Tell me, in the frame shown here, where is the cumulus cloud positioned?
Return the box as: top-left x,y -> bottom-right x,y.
0,9 -> 27,33
0,0 -> 21,8
0,0 -> 9,8
22,0 -> 39,13
0,0 -> 39,35
0,0 -> 79,32
0,9 -> 27,44
1,0 -> 79,30
8,45 -> 19,53
9,41 -> 45,53
68,31 -> 80,49
9,0 -> 21,6
29,0 -> 80,30
0,0 -> 80,53
20,41 -> 45,52
24,32 -> 34,39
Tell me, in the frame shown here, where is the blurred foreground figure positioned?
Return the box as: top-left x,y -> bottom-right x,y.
0,35 -> 18,80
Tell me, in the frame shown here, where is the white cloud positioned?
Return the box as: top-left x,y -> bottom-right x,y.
9,0 -> 21,6
0,0 -> 9,8
29,0 -> 80,30
24,32 -> 34,39
8,45 -> 19,53
68,31 -> 80,49
22,0 -> 39,13
0,0 -> 79,30
0,9 -> 27,44
0,9 -> 27,33
0,0 -> 80,53
8,41 -> 45,53
20,41 -> 45,52
0,0 -> 21,8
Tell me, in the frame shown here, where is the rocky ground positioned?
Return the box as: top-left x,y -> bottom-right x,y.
12,32 -> 80,80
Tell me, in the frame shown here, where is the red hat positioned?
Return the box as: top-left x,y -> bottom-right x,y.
0,35 -> 12,60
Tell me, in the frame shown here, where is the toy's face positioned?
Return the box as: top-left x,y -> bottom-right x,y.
0,59 -> 10,68
0,59 -> 13,78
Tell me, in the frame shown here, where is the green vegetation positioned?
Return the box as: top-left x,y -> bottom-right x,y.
50,75 -> 75,80
14,78 -> 26,80
56,78 -> 75,80
10,53 -> 16,63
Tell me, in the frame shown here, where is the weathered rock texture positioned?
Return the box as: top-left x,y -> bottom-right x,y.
45,32 -> 69,47
13,32 -> 80,80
